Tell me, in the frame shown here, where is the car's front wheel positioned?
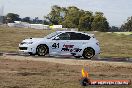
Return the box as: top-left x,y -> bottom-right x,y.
82,47 -> 95,59
36,44 -> 48,56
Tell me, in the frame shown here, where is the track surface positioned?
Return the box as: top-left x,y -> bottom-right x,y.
1,52 -> 132,66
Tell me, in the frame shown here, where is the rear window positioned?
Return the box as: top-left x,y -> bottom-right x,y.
69,32 -> 91,40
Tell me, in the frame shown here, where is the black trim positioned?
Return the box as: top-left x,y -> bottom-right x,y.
19,47 -> 27,50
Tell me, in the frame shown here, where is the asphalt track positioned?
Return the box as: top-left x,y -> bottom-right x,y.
0,52 -> 132,64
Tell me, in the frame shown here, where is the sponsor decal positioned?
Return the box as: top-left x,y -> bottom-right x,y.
73,48 -> 82,52
61,48 -> 69,51
61,44 -> 82,52
63,44 -> 74,48
52,43 -> 59,49
80,68 -> 131,86
90,80 -> 130,85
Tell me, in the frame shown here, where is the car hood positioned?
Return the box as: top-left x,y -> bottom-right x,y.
22,38 -> 47,42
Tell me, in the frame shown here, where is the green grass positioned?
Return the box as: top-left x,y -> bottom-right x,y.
0,26 -> 132,58
0,26 -> 53,52
114,32 -> 132,35
92,32 -> 132,58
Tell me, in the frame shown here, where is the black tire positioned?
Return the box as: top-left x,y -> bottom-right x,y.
36,44 -> 48,56
28,52 -> 36,56
82,47 -> 95,59
74,56 -> 81,58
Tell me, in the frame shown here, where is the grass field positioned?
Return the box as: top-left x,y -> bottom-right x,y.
0,26 -> 132,88
0,58 -> 132,88
0,26 -> 132,58
114,32 -> 132,35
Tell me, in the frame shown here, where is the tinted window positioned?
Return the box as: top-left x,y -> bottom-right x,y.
57,33 -> 70,40
69,32 -> 90,40
45,32 -> 60,39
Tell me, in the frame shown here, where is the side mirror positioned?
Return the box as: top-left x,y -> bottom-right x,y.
53,37 -> 60,40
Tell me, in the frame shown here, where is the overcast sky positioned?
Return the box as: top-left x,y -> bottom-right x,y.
0,0 -> 132,26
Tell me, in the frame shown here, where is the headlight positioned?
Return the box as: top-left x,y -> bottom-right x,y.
20,42 -> 33,45
28,42 -> 33,44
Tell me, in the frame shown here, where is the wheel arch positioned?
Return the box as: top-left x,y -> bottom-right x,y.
80,43 -> 99,56
82,47 -> 95,59
80,44 -> 96,56
36,44 -> 49,54
83,47 -> 95,55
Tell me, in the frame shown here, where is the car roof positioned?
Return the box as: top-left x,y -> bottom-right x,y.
57,31 -> 86,33
56,31 -> 91,35
57,31 -> 95,37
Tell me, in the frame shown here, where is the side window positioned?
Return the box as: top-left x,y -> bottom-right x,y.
57,33 -> 70,40
80,34 -> 91,40
70,33 -> 79,40
70,32 -> 90,40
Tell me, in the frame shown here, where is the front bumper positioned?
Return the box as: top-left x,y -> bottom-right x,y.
19,47 -> 28,50
19,44 -> 36,54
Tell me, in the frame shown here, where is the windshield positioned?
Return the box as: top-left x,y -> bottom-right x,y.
45,32 -> 61,39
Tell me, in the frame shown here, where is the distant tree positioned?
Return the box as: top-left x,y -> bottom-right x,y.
121,16 -> 132,31
43,20 -> 50,25
94,12 -> 104,17
91,12 -> 109,32
33,17 -> 39,23
32,17 -> 43,24
109,26 -> 120,32
44,5 -> 64,25
5,13 -> 20,23
62,6 -> 82,28
22,17 -> 31,23
78,11 -> 93,31
44,6 -> 110,31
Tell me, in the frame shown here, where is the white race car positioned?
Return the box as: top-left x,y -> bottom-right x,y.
19,31 -> 100,59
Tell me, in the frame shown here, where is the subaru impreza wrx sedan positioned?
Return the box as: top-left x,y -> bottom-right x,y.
19,31 -> 100,59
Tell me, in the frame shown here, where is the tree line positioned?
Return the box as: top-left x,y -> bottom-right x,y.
2,5 -> 132,32
2,13 -> 43,24
45,5 -> 109,32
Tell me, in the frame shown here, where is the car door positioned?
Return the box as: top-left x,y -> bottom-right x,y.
51,32 -> 72,55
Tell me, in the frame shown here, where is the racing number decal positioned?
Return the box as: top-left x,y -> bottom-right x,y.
52,43 -> 59,49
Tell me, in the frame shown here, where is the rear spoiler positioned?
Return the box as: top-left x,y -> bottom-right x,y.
89,34 -> 95,38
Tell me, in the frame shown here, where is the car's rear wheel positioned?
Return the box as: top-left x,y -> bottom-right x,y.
82,47 -> 95,59
36,44 -> 48,56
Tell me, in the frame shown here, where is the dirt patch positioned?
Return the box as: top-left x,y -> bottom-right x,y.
0,56 -> 132,88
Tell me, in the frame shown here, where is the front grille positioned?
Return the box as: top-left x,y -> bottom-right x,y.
19,47 -> 27,50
